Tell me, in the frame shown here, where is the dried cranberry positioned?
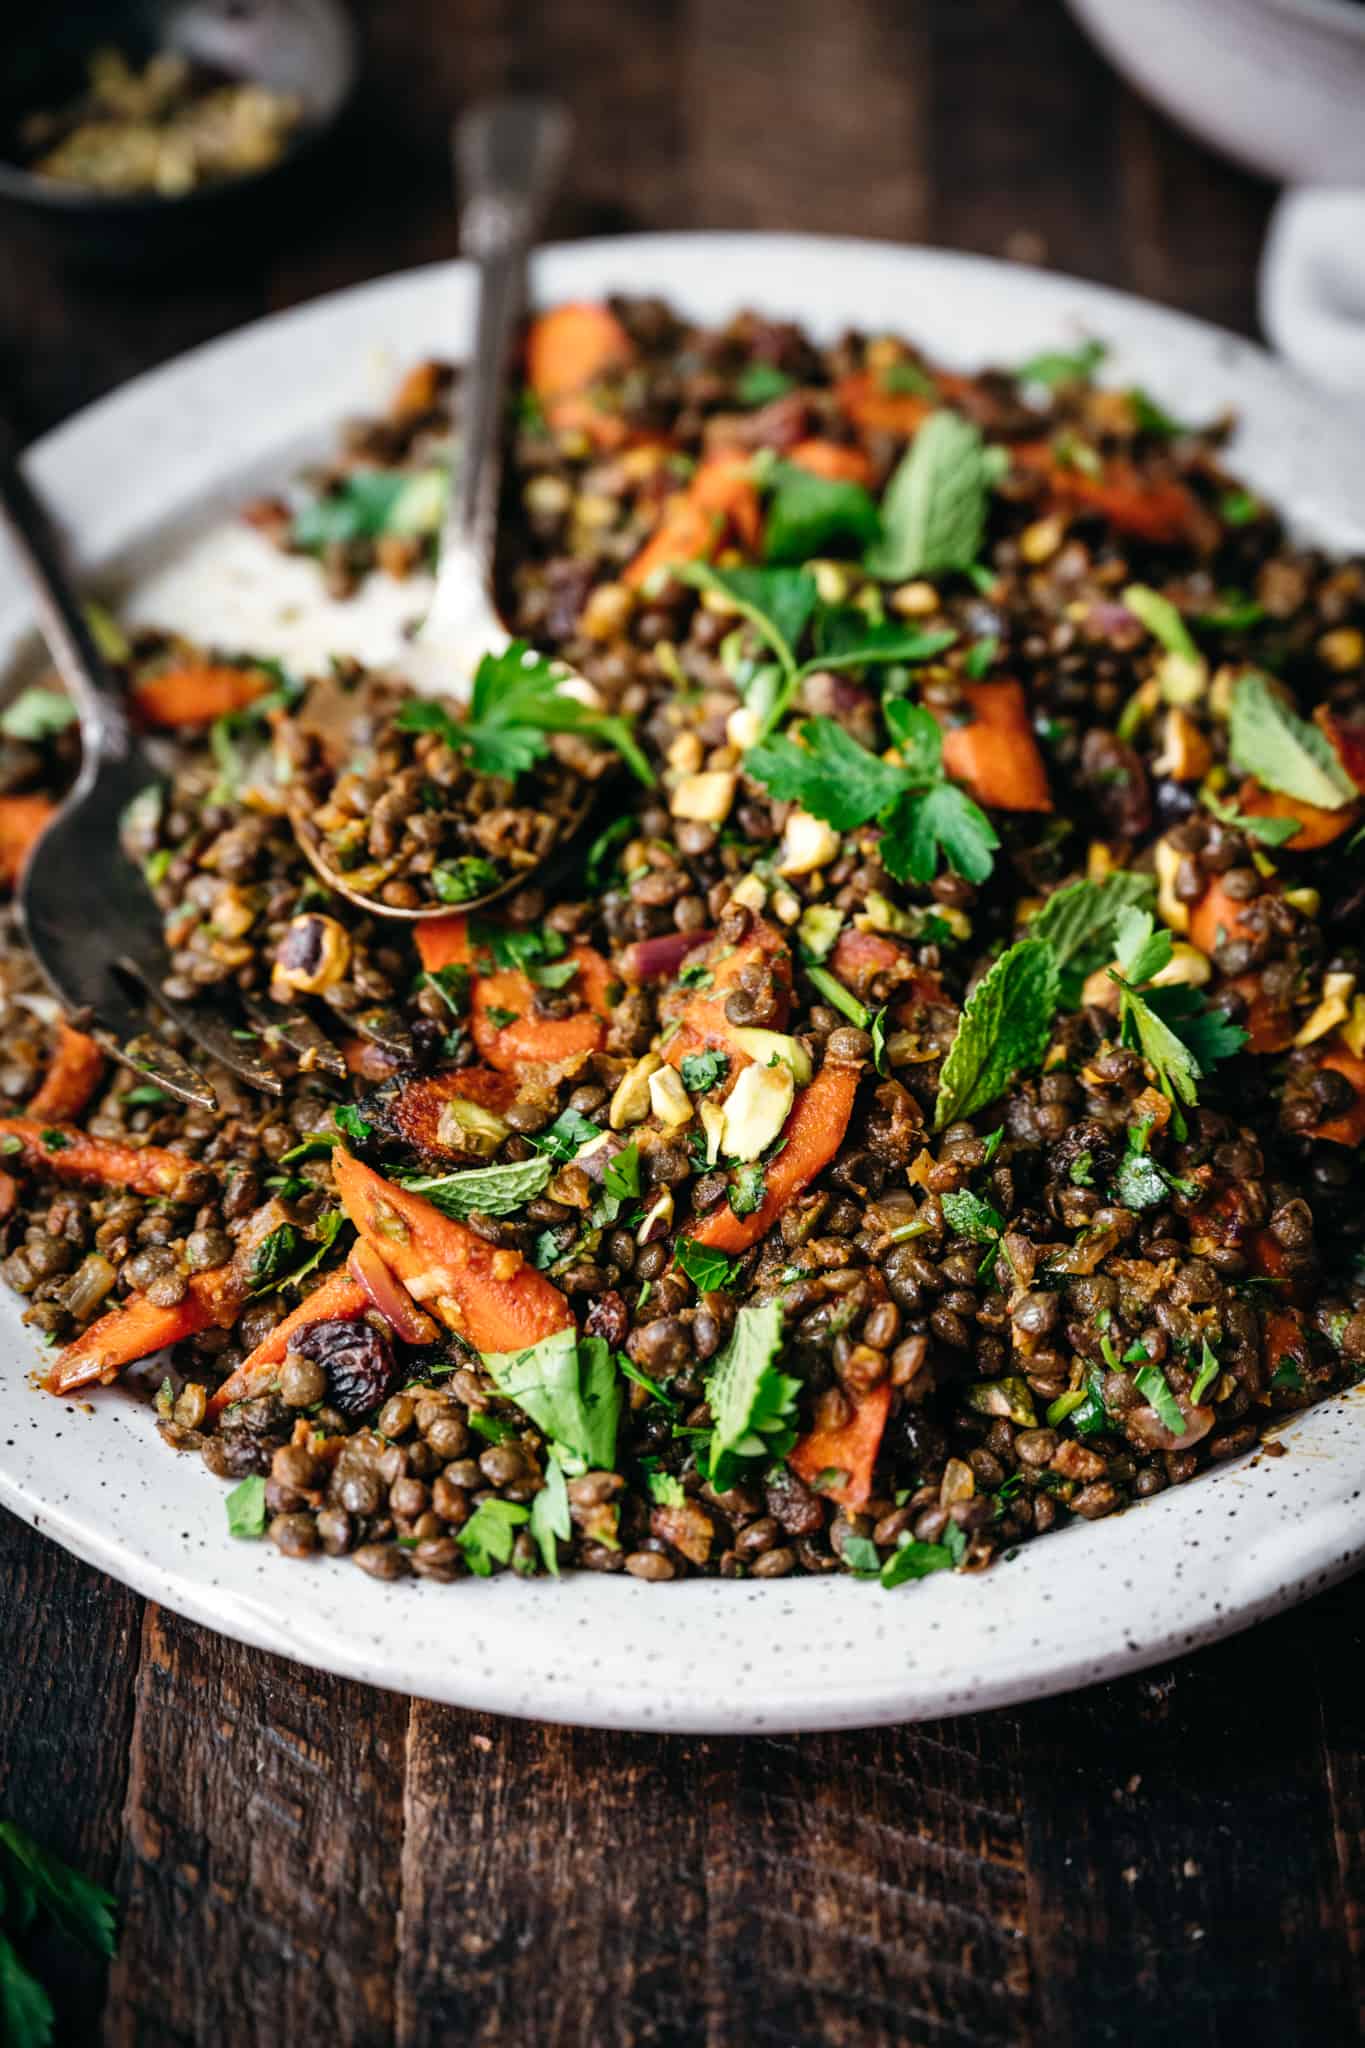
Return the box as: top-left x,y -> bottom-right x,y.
293,1317 -> 395,1419
584,1289 -> 629,1349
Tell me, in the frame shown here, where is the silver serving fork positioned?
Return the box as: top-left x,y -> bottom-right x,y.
0,439 -> 287,1106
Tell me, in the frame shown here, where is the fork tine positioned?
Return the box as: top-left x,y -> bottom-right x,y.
117,961 -> 286,1098
242,995 -> 349,1078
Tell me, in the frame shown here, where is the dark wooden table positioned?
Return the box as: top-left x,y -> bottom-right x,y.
2,4 -> 1362,2042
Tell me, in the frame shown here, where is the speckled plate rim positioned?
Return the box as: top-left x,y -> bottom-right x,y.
2,233 -> 1364,1733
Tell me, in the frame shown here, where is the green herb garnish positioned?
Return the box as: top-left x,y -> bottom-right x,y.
934,939 -> 1060,1131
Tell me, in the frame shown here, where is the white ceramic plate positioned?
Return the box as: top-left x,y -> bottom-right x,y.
3,235 -> 1364,1734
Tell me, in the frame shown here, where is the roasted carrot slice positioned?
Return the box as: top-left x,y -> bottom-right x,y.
934,679 -> 1052,813
690,1060 -> 861,1254
623,453 -> 762,588
1264,1308 -> 1310,1379
131,663 -> 270,729
789,1381 -> 893,1510
1187,877 -> 1263,960
0,1170 -> 14,1223
0,1117 -> 197,1197
1305,1042 -> 1365,1148
0,795 -> 55,888
527,303 -> 634,402
389,359 -> 446,421
205,1270 -> 371,1417
659,917 -> 793,1076
787,438 -> 874,486
415,916 -> 613,1074
27,1022 -> 105,1124
334,1150 -> 573,1353
1010,444 -> 1200,546
1233,777 -> 1358,852
47,1262 -> 242,1397
835,371 -> 935,439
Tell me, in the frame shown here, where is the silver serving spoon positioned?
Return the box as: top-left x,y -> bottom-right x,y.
288,97 -> 600,922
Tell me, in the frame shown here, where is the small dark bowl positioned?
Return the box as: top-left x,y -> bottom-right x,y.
0,0 -> 357,267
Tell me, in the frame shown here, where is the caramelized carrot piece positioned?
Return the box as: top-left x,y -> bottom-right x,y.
935,679 -> 1052,812
48,1262 -> 242,1397
689,1060 -> 861,1254
789,1380 -> 892,1510
835,371 -> 935,438
132,664 -> 269,729
340,1035 -> 400,1082
1305,1042 -> 1365,1148
388,1067 -> 518,1158
623,453 -> 762,588
205,1270 -> 370,1417
27,1022 -> 105,1124
1233,777 -> 1358,852
659,917 -> 793,1076
1010,443 -> 1200,546
1264,1308 -> 1310,1378
0,795 -> 55,888
527,303 -> 634,402
1187,877 -> 1263,959
414,917 -> 613,1073
389,359 -> 445,421
0,1170 -> 14,1223
787,438 -> 874,486
1224,972 -> 1295,1055
334,1150 -> 573,1353
0,1117 -> 196,1197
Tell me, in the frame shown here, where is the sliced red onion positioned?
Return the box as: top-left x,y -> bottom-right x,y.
347,1241 -> 439,1347
621,929 -> 715,983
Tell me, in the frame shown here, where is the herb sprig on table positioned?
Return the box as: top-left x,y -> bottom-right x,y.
0,1820 -> 117,2048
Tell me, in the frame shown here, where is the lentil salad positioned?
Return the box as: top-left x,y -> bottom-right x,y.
4,298 -> 1364,1591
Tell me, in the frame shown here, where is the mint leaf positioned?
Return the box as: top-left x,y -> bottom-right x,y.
865,410 -> 993,582
934,939 -> 1060,1130
705,1298 -> 799,1482
1026,871 -> 1156,1004
674,1238 -> 745,1292
481,1327 -> 622,1472
457,1497 -> 531,1576
763,461 -> 881,564
226,1473 -> 267,1539
397,1154 -> 553,1219
1228,672 -> 1354,811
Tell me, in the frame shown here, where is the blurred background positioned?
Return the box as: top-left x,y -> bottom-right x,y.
2,0 -> 1325,445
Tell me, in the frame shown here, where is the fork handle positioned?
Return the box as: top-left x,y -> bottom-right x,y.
0,438 -> 131,766
445,97 -> 573,578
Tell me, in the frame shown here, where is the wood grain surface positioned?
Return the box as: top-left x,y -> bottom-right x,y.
1,2 -> 1361,2042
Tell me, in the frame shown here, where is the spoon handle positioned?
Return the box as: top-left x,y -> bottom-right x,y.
447,97 -> 573,580
0,435 -> 132,767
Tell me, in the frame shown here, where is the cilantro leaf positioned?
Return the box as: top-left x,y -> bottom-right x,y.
334,1103 -> 373,1143
529,1457 -> 571,1576
398,1155 -> 553,1219
457,1497 -> 531,1576
481,1327 -> 622,1473
727,1161 -> 768,1218
646,1468 -> 688,1506
1228,671 -> 1355,811
225,1473 -> 267,1539
0,1929 -> 54,2048
880,1520 -> 966,1588
1108,907 -> 1248,1114
401,640 -> 654,787
602,1143 -> 641,1203
763,461 -> 881,565
674,1238 -> 745,1292
0,1824 -> 116,1966
1112,1149 -> 1168,1211
1201,790 -> 1302,848
745,717 -> 907,831
584,814 -> 635,888
680,1050 -> 729,1095
812,609 -> 956,672
881,781 -> 999,886
705,1298 -> 799,1483
292,468 -> 446,550
940,1188 -> 1006,1278
864,410 -> 993,583
534,1107 -> 603,1162
934,939 -> 1060,1130
677,562 -> 813,678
